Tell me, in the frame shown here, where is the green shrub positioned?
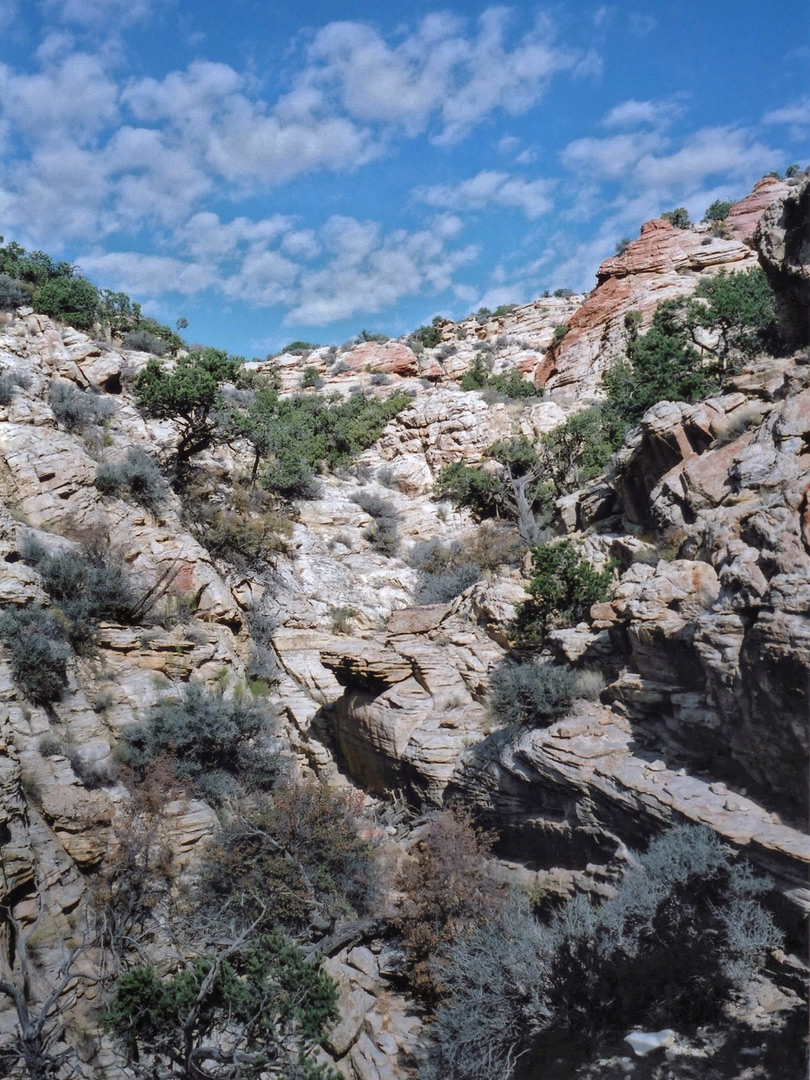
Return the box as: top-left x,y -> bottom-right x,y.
49,381 -> 116,430
435,437 -> 552,544
692,267 -> 778,363
551,323 -> 569,348
514,539 -> 612,642
246,388 -> 411,498
603,299 -> 712,423
434,461 -> 500,520
370,372 -> 390,385
95,449 -> 166,512
133,348 -> 245,475
281,340 -> 317,355
703,199 -> 733,222
118,683 -> 278,802
460,355 -> 539,400
661,206 -> 691,228
411,323 -> 442,348
540,404 -> 625,492
0,605 -> 71,704
487,369 -> 538,400
489,660 -> 577,728
35,275 -> 99,329
197,780 -> 378,934
301,365 -> 323,389
553,288 -> 574,298
104,931 -> 339,1080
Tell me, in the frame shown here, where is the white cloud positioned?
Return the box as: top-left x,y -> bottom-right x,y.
41,0 -> 160,27
762,96 -> 810,134
296,9 -> 584,145
1,51 -> 118,142
635,126 -> 780,190
414,170 -> 554,219
282,217 -> 478,325
602,97 -> 682,129
77,251 -> 217,297
175,212 -> 294,260
562,130 -> 666,181
497,134 -> 520,154
562,124 -> 780,195
121,59 -> 380,186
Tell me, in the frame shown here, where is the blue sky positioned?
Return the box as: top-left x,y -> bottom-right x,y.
2,0 -> 808,357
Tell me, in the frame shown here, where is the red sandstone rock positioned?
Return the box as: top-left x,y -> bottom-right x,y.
726,176 -> 789,244
346,341 -> 418,376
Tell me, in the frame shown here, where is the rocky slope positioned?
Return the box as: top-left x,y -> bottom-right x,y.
0,176 -> 807,1079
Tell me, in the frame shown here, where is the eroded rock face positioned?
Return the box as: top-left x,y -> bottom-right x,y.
0,173 -> 808,1080
322,602 -> 504,804
448,706 -> 810,932
755,175 -> 810,346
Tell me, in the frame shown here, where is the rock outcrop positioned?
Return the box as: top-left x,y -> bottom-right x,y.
541,178 -> 790,403
755,175 -> 810,346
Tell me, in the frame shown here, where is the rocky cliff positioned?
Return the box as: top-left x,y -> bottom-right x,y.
0,176 -> 807,1079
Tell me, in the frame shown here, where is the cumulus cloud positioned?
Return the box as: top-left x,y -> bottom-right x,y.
77,251 -> 217,298
281,216 -> 478,325
563,124 -> 780,194
562,130 -> 667,181
414,170 -> 554,219
296,8 -> 584,145
1,51 -> 119,142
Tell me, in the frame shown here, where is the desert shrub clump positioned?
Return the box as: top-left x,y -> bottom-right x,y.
0,367 -> 31,406
489,660 -> 577,728
409,538 -> 481,604
0,606 -> 71,704
95,449 -> 167,512
121,328 -> 166,355
245,388 -> 411,499
21,538 -> 135,650
0,273 -> 28,310
395,807 -> 502,1000
351,490 -> 400,556
196,779 -> 379,936
459,355 -> 538,399
49,381 -> 116,430
118,683 -> 279,804
426,825 -> 783,1080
